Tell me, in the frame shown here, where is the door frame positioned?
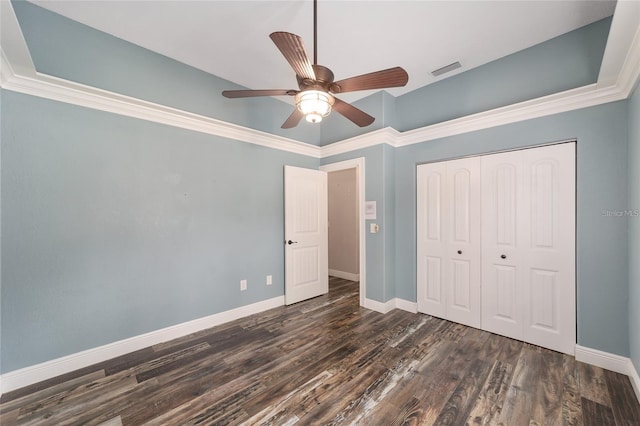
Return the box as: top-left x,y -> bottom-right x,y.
320,157 -> 366,307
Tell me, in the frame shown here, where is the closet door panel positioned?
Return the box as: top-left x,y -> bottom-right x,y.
521,143 -> 576,354
417,157 -> 481,327
417,163 -> 448,318
446,158 -> 481,328
481,152 -> 524,340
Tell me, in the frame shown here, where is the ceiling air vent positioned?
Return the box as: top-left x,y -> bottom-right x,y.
431,61 -> 462,77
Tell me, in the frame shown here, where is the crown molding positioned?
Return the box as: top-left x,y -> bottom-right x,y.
615,13 -> 640,97
395,83 -> 626,148
320,127 -> 400,158
598,0 -> 640,88
1,67 -> 322,158
1,0 -> 639,160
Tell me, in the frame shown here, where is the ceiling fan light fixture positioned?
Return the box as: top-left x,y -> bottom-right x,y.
296,90 -> 334,124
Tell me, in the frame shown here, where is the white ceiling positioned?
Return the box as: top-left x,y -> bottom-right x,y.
28,0 -> 616,103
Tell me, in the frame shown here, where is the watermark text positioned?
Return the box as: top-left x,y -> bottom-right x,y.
601,209 -> 639,217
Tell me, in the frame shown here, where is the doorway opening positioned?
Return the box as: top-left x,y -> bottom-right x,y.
320,158 -> 366,306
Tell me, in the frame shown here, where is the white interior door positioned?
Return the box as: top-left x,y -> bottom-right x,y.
446,158 -> 481,328
481,151 -> 525,340
417,157 -> 481,328
521,143 -> 575,354
481,143 -> 575,354
417,161 -> 447,318
284,166 -> 328,305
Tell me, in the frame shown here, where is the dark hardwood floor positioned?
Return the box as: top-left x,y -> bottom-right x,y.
1,277 -> 639,425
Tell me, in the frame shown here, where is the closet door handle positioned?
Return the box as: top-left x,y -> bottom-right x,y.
457,250 -> 462,255
501,254 -> 507,259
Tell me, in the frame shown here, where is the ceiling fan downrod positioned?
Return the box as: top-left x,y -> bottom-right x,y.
313,0 -> 317,66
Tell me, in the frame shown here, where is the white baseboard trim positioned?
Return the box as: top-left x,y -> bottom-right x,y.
0,296 -> 284,395
363,297 -> 417,314
394,298 -> 418,314
328,269 -> 360,282
363,297 -> 396,314
575,345 -> 640,403
575,345 -> 631,375
628,359 -> 640,404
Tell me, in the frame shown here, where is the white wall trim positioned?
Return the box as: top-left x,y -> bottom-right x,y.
1,0 -> 639,161
1,58 -> 633,160
363,297 -> 417,315
0,296 -> 284,395
328,269 -> 360,282
616,9 -> 640,97
320,128 -> 400,158
575,345 -> 632,375
629,359 -> 640,404
363,297 -> 396,314
395,298 -> 418,314
3,70 -> 322,158
597,0 -> 640,88
575,345 -> 640,404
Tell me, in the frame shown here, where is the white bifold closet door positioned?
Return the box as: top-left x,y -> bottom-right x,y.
417,143 -> 575,355
416,157 -> 481,329
481,143 -> 575,354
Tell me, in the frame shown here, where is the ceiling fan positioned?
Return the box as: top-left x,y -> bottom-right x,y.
222,0 -> 409,129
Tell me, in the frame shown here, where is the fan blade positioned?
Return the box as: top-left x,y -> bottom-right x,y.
222,89 -> 297,98
332,97 -> 375,127
332,67 -> 408,93
269,32 -> 316,81
282,108 -> 304,129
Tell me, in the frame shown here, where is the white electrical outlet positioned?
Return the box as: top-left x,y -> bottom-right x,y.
240,279 -> 247,291
266,275 -> 272,285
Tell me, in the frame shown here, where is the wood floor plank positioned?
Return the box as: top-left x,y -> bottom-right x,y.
530,347 -> 564,425
0,370 -> 106,414
497,345 -> 541,425
562,354 -> 584,426
433,358 -> 493,425
296,363 -> 390,424
13,371 -> 139,425
2,277 -> 638,426
363,330 -> 487,425
603,369 -> 640,425
581,397 -> 616,426
466,360 -> 515,425
578,361 -> 613,407
140,336 -> 330,424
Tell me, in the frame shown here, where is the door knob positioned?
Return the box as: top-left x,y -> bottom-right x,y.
457,250 -> 462,255
501,254 -> 507,259
287,240 -> 298,245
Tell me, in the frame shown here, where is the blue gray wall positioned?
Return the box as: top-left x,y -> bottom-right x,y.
2,0 -> 635,375
11,0 -> 321,145
393,102 -> 629,357
0,90 -> 318,372
629,83 -> 640,373
318,17 -> 610,144
324,101 -> 630,357
393,17 -> 610,132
